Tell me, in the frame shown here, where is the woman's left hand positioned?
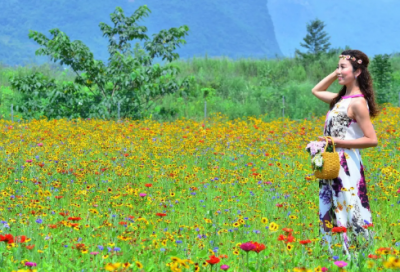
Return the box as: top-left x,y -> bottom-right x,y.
318,136 -> 341,147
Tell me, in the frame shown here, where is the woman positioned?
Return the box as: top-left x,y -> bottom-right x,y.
311,49 -> 379,258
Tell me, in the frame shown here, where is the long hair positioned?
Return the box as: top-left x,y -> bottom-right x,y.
329,49 -> 380,118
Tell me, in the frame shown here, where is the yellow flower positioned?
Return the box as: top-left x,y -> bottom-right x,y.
171,256 -> 181,263
105,263 -> 121,271
269,222 -> 279,231
261,217 -> 268,224
135,261 -> 143,269
287,243 -> 294,251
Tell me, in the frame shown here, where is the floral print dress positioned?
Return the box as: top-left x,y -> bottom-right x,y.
319,94 -> 373,257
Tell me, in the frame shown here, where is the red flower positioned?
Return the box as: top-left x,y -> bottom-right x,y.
55,196 -> 63,199
15,235 -> 27,243
299,239 -> 311,245
145,183 -> 153,187
119,221 -> 128,226
59,212 -> 69,217
278,234 -> 287,241
363,223 -> 374,229
68,217 -> 82,221
206,255 -> 220,265
250,241 -> 266,253
368,254 -> 380,259
282,228 -> 293,233
156,213 -> 167,217
332,226 -> 347,233
0,234 -> 14,244
286,235 -> 295,243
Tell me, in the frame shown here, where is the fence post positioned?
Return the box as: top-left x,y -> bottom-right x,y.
11,104 -> 13,122
282,96 -> 285,118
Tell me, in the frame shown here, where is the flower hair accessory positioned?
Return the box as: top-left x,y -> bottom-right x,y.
339,55 -> 363,65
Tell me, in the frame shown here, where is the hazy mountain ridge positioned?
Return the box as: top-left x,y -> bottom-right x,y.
0,0 -> 282,66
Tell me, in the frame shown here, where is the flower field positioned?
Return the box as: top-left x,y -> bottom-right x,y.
0,107 -> 399,272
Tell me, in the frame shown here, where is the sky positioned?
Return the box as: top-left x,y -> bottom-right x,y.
267,0 -> 400,58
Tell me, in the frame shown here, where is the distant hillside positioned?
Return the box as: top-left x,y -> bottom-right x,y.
0,0 -> 282,66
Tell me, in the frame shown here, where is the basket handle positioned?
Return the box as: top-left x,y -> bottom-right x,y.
323,136 -> 336,152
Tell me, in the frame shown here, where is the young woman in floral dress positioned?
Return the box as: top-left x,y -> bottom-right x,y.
311,49 -> 379,259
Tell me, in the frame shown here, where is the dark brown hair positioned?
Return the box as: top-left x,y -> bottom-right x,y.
329,49 -> 380,118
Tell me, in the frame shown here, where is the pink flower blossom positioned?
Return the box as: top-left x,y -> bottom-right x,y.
220,264 -> 230,270
90,251 -> 99,255
139,193 -> 147,197
37,143 -> 43,147
26,159 -> 33,163
334,261 -> 348,268
25,262 -> 37,267
240,242 -> 256,252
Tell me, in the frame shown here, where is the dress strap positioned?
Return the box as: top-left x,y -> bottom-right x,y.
342,94 -> 364,99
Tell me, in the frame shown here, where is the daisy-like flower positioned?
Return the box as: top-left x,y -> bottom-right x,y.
357,59 -> 362,64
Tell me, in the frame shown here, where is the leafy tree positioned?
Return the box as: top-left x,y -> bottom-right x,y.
10,5 -> 193,120
295,18 -> 331,63
370,54 -> 393,103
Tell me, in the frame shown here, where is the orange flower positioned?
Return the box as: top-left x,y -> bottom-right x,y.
26,244 -> 35,250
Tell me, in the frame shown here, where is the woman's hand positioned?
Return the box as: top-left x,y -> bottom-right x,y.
318,136 -> 341,147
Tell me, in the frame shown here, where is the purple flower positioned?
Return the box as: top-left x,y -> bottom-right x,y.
240,242 -> 256,252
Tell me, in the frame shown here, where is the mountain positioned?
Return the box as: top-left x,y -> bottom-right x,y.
0,0 -> 283,66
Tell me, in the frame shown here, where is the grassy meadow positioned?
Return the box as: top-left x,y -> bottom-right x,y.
2,51 -> 400,122
0,105 -> 399,271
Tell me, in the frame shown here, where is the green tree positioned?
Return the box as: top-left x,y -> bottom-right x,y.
370,54 -> 393,104
10,5 -> 192,120
295,18 -> 331,63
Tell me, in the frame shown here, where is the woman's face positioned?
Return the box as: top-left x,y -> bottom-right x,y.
336,59 -> 356,85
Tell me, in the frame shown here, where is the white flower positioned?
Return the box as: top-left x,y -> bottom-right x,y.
312,153 -> 324,168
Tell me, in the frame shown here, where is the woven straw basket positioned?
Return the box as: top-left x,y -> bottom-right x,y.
314,136 -> 340,180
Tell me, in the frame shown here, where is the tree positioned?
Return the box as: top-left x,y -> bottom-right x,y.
295,18 -> 331,63
10,5 -> 193,120
370,54 -> 393,104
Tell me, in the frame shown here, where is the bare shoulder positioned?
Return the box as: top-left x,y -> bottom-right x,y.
350,97 -> 369,119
